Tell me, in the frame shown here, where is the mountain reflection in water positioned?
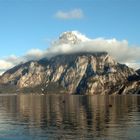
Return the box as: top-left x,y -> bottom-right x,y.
0,94 -> 140,140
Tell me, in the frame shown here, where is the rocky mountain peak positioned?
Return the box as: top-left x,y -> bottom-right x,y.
0,30 -> 139,94
58,31 -> 90,44
0,52 -> 136,94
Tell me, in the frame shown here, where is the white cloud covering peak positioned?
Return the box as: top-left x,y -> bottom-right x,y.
0,60 -> 13,70
46,31 -> 140,69
0,31 -> 140,75
55,9 -> 84,19
0,49 -> 45,75
25,49 -> 45,61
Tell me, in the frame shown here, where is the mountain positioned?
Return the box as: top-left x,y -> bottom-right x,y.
128,69 -> 140,81
58,31 -> 90,44
122,69 -> 140,94
136,69 -> 140,75
0,31 -> 139,94
0,51 -> 137,94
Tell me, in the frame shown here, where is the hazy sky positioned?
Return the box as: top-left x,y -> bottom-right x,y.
0,0 -> 140,73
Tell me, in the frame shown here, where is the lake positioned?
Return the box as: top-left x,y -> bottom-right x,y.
0,94 -> 140,140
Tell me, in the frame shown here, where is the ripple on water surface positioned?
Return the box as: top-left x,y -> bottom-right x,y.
0,94 -> 140,140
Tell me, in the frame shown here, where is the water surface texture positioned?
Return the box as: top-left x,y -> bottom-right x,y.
0,94 -> 140,140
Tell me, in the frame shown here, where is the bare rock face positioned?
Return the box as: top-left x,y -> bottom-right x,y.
0,61 -> 46,88
120,69 -> 140,94
0,52 -> 137,94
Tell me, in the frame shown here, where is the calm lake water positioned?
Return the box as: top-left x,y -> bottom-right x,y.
0,94 -> 140,140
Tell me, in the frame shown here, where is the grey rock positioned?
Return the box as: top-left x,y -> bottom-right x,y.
0,52 -> 138,94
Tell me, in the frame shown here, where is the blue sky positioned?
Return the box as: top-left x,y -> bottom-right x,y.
0,0 -> 140,74
0,0 -> 140,57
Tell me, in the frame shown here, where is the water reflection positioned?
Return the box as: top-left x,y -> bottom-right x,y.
0,94 -> 140,140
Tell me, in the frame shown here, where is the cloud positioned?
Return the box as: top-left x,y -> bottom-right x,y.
0,31 -> 140,75
0,49 -> 45,75
55,9 -> 84,19
46,32 -> 140,69
125,63 -> 140,70
24,49 -> 45,61
5,55 -> 21,65
0,59 -> 15,75
0,60 -> 13,70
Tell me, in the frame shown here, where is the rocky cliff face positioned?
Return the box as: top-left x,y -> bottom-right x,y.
120,69 -> 140,94
136,69 -> 140,75
0,52 -> 137,94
